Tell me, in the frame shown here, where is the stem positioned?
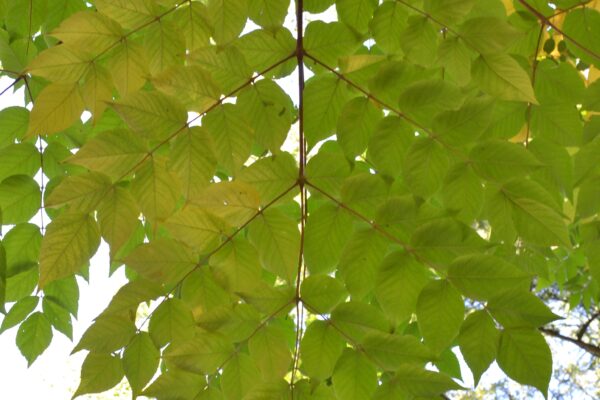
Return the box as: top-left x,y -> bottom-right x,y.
525,23 -> 545,147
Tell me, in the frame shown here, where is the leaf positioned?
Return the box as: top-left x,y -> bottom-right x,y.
203,103 -> 254,175
416,280 -> 464,354
73,313 -> 136,353
402,137 -> 449,197
360,332 -> 435,370
45,172 -> 111,212
143,21 -> 185,75
0,296 -> 39,334
375,251 -> 430,324
164,331 -> 233,374
68,129 -> 147,180
470,140 -> 540,181
143,369 -> 204,399
300,320 -> 345,380
304,21 -> 359,67
510,197 -> 571,247
130,156 -> 181,222
0,243 -> 5,313
190,181 -> 260,227
236,28 -> 295,73
369,1 -> 408,53
301,275 -> 347,314
0,107 -> 30,146
124,239 -> 197,284
207,0 -> 248,45
248,323 -> 292,380
153,65 -> 221,113
562,8 -> 600,66
73,353 -> 124,399
337,97 -> 383,157
238,152 -> 298,204
391,365 -> 464,396
304,74 -> 353,148
336,0 -> 378,33
332,349 -> 378,400
248,0 -> 289,29
220,353 -> 261,400
97,186 -> 140,256
447,254 -> 531,300
107,40 -> 149,96
331,301 -> 389,343
111,91 -> 187,140
42,297 -> 73,339
16,312 -> 52,366
487,289 -> 562,328
0,175 -> 40,224
248,208 -> 300,282
26,46 -> 91,82
26,82 -> 85,137
304,203 -> 354,274
50,11 -> 124,51
459,17 -> 522,54
39,213 -> 100,289
94,0 -> 158,29
497,328 -> 552,397
148,298 -> 195,348
164,206 -> 225,253
458,310 -> 499,385
123,332 -> 160,395
472,54 -> 538,103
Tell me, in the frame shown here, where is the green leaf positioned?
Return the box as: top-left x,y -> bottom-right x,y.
304,74 -> 353,147
391,365 -> 464,396
153,65 -> 221,113
123,332 -> 160,395
332,349 -> 378,400
42,297 -> 73,339
0,175 -> 40,224
459,17 -> 522,54
301,275 -> 347,314
220,353 -> 261,400
50,11 -> 123,51
300,320 -> 345,380
0,295 -> 39,333
94,0 -> 158,29
0,107 -> 30,146
130,156 -> 181,222
470,140 -> 540,181
530,103 -> 583,146
487,289 -> 561,328
97,186 -> 140,256
203,103 -> 254,175
143,21 -> 185,75
472,54 -> 537,103
416,280 -> 464,354
338,228 -> 389,299
331,301 -> 389,343
424,0 -> 475,23
458,310 -> 499,385
337,97 -> 382,157
367,116 -> 414,178
248,0 -> 289,29
360,332 -> 435,370
164,206 -> 225,253
143,369 -> 204,399
441,162 -> 484,221
148,298 -> 195,348
124,239 -> 197,285
16,312 -> 52,366
45,172 -> 111,212
249,208 -> 300,282
111,91 -> 187,140
369,1 -> 408,53
236,28 -> 295,73
39,213 -> 100,288
336,0 -> 378,33
0,243 -> 5,313
304,203 -> 354,274
164,331 -> 233,374
248,323 -> 292,380
562,8 -> 600,66
73,353 -> 124,399
238,152 -> 298,203
497,328 -> 552,397
398,79 -> 463,124
401,16 -> 439,67
448,254 -> 531,300
68,129 -> 147,181
375,251 -> 430,324
73,313 -> 136,353
402,137 -> 449,197
207,0 -> 248,45
27,82 -> 85,137
304,21 -> 359,67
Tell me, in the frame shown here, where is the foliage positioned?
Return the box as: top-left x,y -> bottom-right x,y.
0,0 -> 599,399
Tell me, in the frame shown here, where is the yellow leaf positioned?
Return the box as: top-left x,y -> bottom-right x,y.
50,11 -> 124,52
26,46 -> 91,82
81,64 -> 114,121
107,40 -> 149,96
27,82 -> 85,137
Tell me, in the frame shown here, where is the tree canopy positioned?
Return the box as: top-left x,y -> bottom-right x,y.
0,0 -> 599,398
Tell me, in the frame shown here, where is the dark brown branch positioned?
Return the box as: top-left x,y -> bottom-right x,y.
576,310 -> 600,341
517,0 -> 600,61
540,327 -> 600,358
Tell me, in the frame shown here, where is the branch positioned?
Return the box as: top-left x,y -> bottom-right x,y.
576,310 -> 600,341
540,327 -> 600,358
